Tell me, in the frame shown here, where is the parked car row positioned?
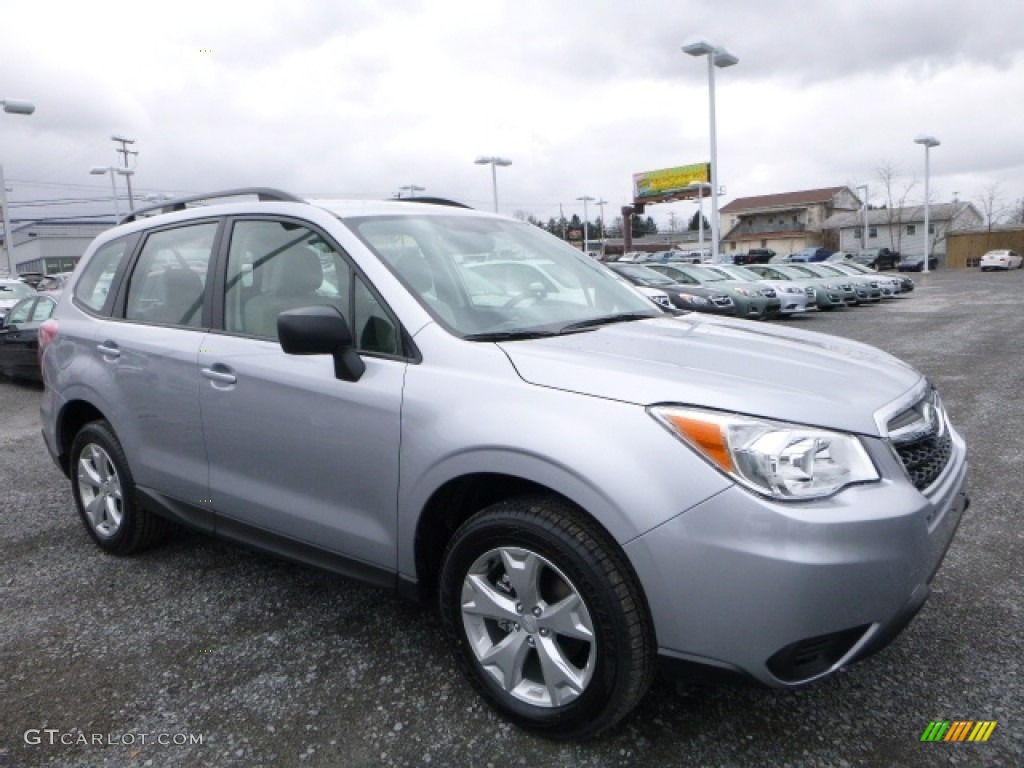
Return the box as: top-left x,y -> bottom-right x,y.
603,258 -> 915,322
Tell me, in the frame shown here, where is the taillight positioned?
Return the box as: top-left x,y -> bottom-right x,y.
38,318 -> 58,361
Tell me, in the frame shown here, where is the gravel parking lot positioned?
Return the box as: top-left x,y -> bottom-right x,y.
2,269 -> 1021,767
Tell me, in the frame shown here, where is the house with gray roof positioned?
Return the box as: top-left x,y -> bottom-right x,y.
822,202 -> 983,260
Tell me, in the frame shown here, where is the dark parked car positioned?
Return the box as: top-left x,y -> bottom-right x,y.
898,254 -> 938,272
854,248 -> 900,270
607,263 -> 737,315
789,247 -> 833,263
733,248 -> 776,265
0,292 -> 59,382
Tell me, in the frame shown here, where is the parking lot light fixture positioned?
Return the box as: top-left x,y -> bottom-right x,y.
913,135 -> 940,274
683,39 -> 737,263
1,98 -> 35,115
475,156 -> 512,213
90,166 -> 134,219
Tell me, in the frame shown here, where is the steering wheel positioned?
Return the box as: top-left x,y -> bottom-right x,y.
503,282 -> 548,308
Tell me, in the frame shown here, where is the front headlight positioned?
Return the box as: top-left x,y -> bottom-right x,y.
679,294 -> 709,305
649,406 -> 880,500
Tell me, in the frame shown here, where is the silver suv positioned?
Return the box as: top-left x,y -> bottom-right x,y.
40,189 -> 968,738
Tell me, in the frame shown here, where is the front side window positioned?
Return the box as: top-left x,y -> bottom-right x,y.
225,219 -> 398,355
125,223 -> 217,327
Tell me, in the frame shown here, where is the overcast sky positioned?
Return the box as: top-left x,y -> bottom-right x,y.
3,0 -> 1023,228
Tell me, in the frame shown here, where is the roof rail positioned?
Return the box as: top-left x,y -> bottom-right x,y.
396,196 -> 473,209
119,187 -> 305,224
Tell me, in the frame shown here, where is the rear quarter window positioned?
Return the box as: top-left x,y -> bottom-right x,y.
74,237 -> 135,313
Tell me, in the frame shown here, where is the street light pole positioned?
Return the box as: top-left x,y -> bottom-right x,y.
682,39 -> 737,263
686,182 -> 712,259
914,135 -> 940,274
595,198 -> 608,257
474,156 -> 512,213
90,166 -> 134,220
1,97 -> 35,275
576,195 -> 594,254
856,184 -> 869,252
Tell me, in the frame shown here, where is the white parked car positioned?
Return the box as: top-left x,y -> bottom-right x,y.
0,278 -> 36,318
978,249 -> 1023,271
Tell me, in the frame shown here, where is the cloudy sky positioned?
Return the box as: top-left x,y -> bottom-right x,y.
2,0 -> 1023,229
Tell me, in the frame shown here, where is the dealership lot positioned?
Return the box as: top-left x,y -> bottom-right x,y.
1,269 -> 1021,767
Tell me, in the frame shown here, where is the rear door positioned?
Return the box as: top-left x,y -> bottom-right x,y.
95,220 -> 220,504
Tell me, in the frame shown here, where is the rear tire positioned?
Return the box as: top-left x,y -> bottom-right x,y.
439,495 -> 655,739
70,420 -> 168,554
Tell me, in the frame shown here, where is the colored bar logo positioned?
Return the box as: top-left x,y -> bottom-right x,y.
920,721 -> 997,742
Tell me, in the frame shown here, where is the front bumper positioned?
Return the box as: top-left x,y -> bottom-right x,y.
626,427 -> 968,687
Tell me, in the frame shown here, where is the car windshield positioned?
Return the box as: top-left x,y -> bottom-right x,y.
612,264 -> 677,286
347,213 -> 658,338
1,281 -> 35,299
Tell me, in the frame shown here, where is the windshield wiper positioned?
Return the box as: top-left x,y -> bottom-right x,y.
462,329 -> 562,342
558,312 -> 656,333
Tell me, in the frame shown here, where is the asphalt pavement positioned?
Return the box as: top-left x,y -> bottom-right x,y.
1,268 -> 1021,767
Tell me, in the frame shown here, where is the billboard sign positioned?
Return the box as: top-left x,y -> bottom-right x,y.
633,163 -> 711,204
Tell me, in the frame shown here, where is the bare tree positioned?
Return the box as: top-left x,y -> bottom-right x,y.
876,161 -> 918,254
977,182 -> 1004,248
1007,197 -> 1024,226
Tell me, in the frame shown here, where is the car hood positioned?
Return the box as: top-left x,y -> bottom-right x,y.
499,315 -> 921,436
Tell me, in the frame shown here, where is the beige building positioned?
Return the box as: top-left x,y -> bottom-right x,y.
720,186 -> 861,257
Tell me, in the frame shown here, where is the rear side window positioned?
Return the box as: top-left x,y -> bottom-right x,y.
125,223 -> 218,327
75,238 -> 134,312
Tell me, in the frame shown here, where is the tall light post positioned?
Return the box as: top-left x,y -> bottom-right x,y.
1,97 -> 35,275
686,182 -> 712,258
576,195 -> 594,254
397,184 -> 425,199
595,198 -> 608,257
90,166 -> 134,219
682,39 -> 738,263
914,134 -> 940,274
474,156 -> 512,213
856,184 -> 869,251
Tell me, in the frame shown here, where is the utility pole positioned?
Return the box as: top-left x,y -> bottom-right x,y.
112,135 -> 137,211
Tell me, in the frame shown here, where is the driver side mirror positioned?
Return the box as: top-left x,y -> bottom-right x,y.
278,305 -> 366,382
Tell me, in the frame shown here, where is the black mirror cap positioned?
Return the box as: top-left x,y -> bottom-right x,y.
278,306 -> 365,382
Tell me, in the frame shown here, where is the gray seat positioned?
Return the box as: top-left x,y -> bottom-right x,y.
244,248 -> 332,339
136,268 -> 205,326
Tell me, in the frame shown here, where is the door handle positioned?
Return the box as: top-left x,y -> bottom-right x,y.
201,367 -> 237,385
97,342 -> 120,359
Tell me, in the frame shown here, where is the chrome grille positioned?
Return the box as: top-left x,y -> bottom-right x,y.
888,389 -> 953,491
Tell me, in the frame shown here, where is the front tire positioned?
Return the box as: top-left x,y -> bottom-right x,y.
70,420 -> 168,554
439,496 -> 655,739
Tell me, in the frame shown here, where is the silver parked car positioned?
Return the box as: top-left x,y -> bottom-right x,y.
39,189 -> 968,738
699,263 -> 818,316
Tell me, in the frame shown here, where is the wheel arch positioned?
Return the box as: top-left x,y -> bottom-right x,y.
54,399 -> 108,476
407,472 -> 639,609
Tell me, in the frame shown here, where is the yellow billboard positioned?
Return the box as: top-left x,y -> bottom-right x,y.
633,163 -> 711,204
